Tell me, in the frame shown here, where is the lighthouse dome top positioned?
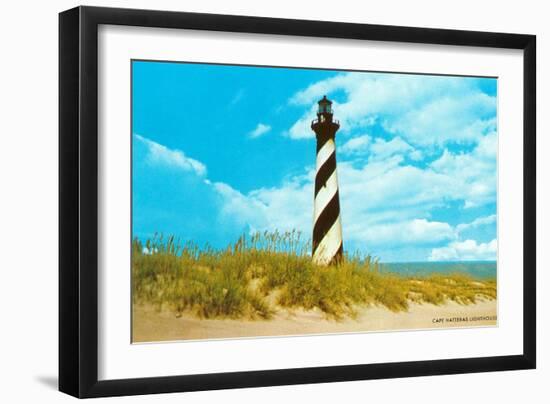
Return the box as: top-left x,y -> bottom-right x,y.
317,95 -> 333,114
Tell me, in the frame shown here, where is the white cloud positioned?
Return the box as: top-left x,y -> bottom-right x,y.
409,150 -> 423,161
290,74 -> 354,106
131,128 -> 495,260
370,137 -> 414,161
206,153 -> 464,255
134,134 -> 206,176
249,123 -> 271,138
134,87 -> 496,260
209,159 -> 460,254
429,239 -> 497,261
211,171 -> 313,237
383,97 -> 496,147
287,104 -> 318,139
134,133 -> 311,240
430,131 -> 497,208
133,135 -> 496,261
340,135 -> 423,164
338,159 -> 451,213
456,214 -> 497,233
340,135 -> 371,155
347,219 -> 455,249
288,72 -> 496,147
212,182 -> 269,230
285,72 -> 497,227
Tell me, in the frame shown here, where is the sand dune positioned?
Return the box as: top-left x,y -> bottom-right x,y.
132,300 -> 497,343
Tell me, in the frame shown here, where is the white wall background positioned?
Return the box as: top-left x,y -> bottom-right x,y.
0,0 -> 546,402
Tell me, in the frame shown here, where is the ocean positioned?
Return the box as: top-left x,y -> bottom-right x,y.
379,261 -> 497,279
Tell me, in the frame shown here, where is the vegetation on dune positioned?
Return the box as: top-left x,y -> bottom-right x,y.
132,231 -> 497,321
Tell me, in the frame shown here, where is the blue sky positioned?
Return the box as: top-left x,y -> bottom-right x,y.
132,60 -> 497,262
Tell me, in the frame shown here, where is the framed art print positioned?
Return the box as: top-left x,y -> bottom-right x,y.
59,6 -> 536,398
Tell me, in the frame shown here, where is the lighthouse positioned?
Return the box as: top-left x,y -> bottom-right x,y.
311,95 -> 343,265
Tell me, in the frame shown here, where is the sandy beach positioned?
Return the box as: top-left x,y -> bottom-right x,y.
132,300 -> 497,343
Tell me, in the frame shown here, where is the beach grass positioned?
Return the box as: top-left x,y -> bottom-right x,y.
132,232 -> 497,320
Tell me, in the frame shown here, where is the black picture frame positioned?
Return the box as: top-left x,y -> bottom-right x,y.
59,5 -> 536,398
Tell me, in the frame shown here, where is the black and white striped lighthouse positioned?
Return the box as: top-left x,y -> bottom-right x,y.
311,95 -> 343,265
